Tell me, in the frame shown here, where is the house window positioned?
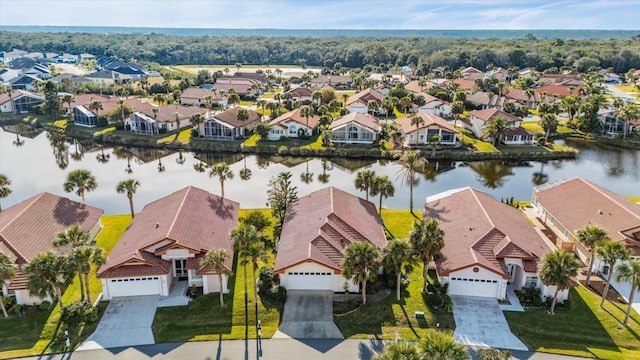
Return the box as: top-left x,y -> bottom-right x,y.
289,125 -> 297,135
419,134 -> 425,141
348,126 -> 358,140
549,217 -> 555,225
191,270 -> 202,280
525,276 -> 538,288
512,136 -> 518,142
441,132 -> 454,142
409,134 -> 414,139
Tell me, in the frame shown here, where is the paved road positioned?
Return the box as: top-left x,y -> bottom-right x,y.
14,339 -> 591,360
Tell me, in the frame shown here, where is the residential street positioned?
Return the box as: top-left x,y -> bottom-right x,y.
13,339 -> 590,360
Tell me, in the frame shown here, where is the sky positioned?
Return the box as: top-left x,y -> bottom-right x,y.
0,0 -> 639,30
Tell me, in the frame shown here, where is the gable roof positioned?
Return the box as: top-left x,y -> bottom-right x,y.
274,187 -> 386,273
0,192 -> 103,269
98,187 -> 238,278
329,112 -> 380,132
347,88 -> 385,106
210,106 -> 261,128
181,87 -> 223,101
6,57 -> 37,70
467,91 -> 506,108
287,87 -> 313,97
534,178 -> 640,247
424,188 -> 552,278
396,113 -> 458,134
269,107 -> 320,129
469,108 -> 521,123
0,90 -> 41,105
404,80 -> 434,94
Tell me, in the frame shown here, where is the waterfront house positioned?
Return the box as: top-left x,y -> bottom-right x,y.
396,113 -> 458,146
198,106 -> 261,140
125,104 -> 205,135
0,90 -> 44,113
268,108 -> 320,140
346,88 -> 385,114
467,108 -> 534,145
329,112 -> 380,144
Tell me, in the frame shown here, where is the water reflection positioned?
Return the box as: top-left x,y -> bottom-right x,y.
1,128 -> 639,214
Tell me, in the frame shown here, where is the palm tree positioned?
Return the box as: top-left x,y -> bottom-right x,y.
539,113 -> 558,143
204,95 -> 214,113
201,249 -> 230,307
450,101 -> 464,130
619,102 -> 640,139
595,241 -> 630,308
397,150 -> 426,214
576,225 -> 609,286
367,100 -> 379,116
25,251 -> 71,308
616,259 -> 640,326
209,162 -> 234,198
410,116 -> 425,145
354,170 -> 376,202
409,218 -> 445,292
373,339 -> 419,360
300,160 -> 314,184
538,250 -> 580,314
561,95 -> 580,125
230,224 -> 261,342
417,331 -> 470,360
342,241 -> 380,305
481,116 -> 510,146
96,146 -> 110,164
0,173 -> 11,211
239,156 -> 253,181
370,175 -> 395,216
62,94 -> 75,116
256,99 -> 267,119
172,111 -> 181,134
116,179 -> 141,218
341,93 -> 349,107
88,100 -> 103,124
153,94 -> 166,106
70,245 -> 105,304
383,239 -> 416,301
0,252 -> 15,318
53,225 -> 92,300
300,105 -> 314,136
63,169 -> 98,204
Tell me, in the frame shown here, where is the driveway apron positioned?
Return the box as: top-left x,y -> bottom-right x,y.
451,295 -> 527,351
274,290 -> 343,339
78,295 -> 160,350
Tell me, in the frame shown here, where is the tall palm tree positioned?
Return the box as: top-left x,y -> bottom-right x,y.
370,176 -> 394,216
300,105 -> 314,136
201,249 -> 230,307
116,179 -> 141,218
70,245 -> 106,304
538,250 -> 580,314
62,94 -> 75,116
342,241 -> 380,305
383,239 -> 416,301
561,95 -> 580,125
576,225 -> 609,286
53,225 -> 92,300
373,339 -> 419,360
397,150 -> 426,214
417,331 -> 470,360
25,251 -> 72,308
481,116 -> 510,146
230,224 -> 261,342
209,162 -> 234,198
539,113 -> 558,143
619,102 -> 640,139
409,218 -> 445,292
354,170 -> 376,202
63,169 -> 98,204
616,259 -> 640,326
367,100 -> 379,116
0,173 -> 11,211
595,241 -> 630,308
88,100 -> 103,124
0,253 -> 15,318
410,116 -> 425,145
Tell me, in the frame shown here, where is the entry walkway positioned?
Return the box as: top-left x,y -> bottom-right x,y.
500,285 -> 525,312
158,280 -> 189,307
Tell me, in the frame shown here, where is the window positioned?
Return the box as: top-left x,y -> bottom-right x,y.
549,217 -> 555,225
409,134 -> 414,139
289,125 -> 297,134
419,134 -> 425,141
525,276 -> 538,288
348,126 -> 358,140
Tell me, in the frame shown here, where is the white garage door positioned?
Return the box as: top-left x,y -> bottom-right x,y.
285,271 -> 333,290
447,277 -> 499,298
108,276 -> 161,297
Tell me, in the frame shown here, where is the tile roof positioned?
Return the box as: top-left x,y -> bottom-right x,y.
443,79 -> 475,91
534,178 -> 640,247
181,87 -> 223,101
149,104 -> 206,123
469,108 -> 521,123
0,90 -> 33,105
97,187 -> 238,278
287,87 -> 313,97
310,75 -> 352,84
404,80 -> 434,93
424,188 -> 552,278
534,84 -> 581,98
504,127 -> 535,137
274,187 -> 386,273
467,92 -> 506,107
329,112 -> 380,132
396,113 -> 457,134
209,106 -> 261,128
347,88 -> 385,106
269,108 -> 320,129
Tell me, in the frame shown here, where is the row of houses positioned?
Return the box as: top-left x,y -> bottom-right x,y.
3,177 -> 638,305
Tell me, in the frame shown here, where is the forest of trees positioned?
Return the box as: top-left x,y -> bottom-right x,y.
2,31 -> 640,74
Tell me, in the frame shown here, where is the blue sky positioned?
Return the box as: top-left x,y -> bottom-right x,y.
1,0 -> 638,30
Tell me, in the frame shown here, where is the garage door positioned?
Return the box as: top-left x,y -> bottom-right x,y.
447,277 -> 499,298
285,271 -> 332,290
108,277 -> 161,297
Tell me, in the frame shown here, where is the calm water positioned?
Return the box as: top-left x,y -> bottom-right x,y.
0,128 -> 638,214
2,26 -> 638,39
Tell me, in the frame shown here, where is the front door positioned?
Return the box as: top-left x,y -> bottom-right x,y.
174,259 -> 187,277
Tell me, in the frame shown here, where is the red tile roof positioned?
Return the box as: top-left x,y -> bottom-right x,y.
210,106 -> 261,128
469,108 -> 521,123
396,113 -> 457,135
424,188 -> 553,278
534,84 -> 581,98
347,88 -> 385,106
329,112 -> 380,132
181,87 -> 224,101
404,80 -> 434,93
269,108 -> 320,129
98,186 -> 238,278
274,187 -> 386,273
149,104 -> 207,123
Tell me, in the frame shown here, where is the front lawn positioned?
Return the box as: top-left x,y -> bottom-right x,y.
505,286 -> 640,359
158,128 -> 192,144
0,215 -> 132,360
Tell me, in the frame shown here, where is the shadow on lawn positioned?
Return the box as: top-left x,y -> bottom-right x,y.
0,307 -> 52,353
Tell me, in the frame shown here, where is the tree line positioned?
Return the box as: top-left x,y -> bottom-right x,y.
2,31 -> 640,73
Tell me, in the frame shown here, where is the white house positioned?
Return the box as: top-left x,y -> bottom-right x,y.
268,108 -> 320,140
329,112 -> 380,144
346,87 -> 385,114
274,187 -> 387,293
417,94 -> 451,117
396,113 -> 458,146
467,108 -> 534,145
425,188 -> 565,301
98,187 -> 238,299
198,106 -> 261,140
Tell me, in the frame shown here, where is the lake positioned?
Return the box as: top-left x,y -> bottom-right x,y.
1,128 -> 638,215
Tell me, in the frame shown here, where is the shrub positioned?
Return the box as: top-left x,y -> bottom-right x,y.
9,303 -> 20,314
2,294 -> 16,310
61,301 -> 98,329
158,128 -> 167,134
39,300 -> 51,311
477,348 -> 512,360
258,267 -> 277,295
428,293 -> 443,307
515,286 -> 544,307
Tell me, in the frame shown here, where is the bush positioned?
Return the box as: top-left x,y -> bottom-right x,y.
158,128 -> 167,134
2,294 -> 16,310
61,301 -> 98,329
39,300 -> 51,311
258,267 -> 277,295
270,285 -> 287,304
477,348 -> 512,360
428,293 -> 443,307
9,303 -> 20,314
515,286 -> 544,307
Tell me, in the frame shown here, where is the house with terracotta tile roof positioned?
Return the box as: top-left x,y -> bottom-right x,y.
346,88 -> 385,114
466,91 -> 507,111
396,113 -> 458,146
286,87 -> 313,104
310,75 -> 352,89
461,67 -> 484,80
198,106 -> 261,140
404,80 -> 434,94
267,108 -> 320,140
180,87 -> 227,108
417,93 -> 451,116
274,187 -> 386,292
467,108 -> 534,145
532,178 -> 640,273
442,78 -> 475,92
0,193 -> 103,305
124,104 -> 206,135
424,187 -> 562,300
329,112 -> 380,144
97,187 -> 238,299
73,97 -> 152,127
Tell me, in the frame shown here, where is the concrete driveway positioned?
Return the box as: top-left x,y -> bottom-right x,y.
451,295 -> 527,351
78,295 -> 159,350
273,290 -> 343,339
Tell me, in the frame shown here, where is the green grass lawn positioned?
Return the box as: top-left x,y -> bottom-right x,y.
505,286 -> 640,360
458,129 -> 498,152
627,196 -> 640,204
93,126 -> 115,136
158,128 -> 192,144
0,215 -> 131,360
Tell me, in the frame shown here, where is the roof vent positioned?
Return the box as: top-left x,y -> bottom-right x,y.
598,210 -> 604,215
155,223 -> 159,228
